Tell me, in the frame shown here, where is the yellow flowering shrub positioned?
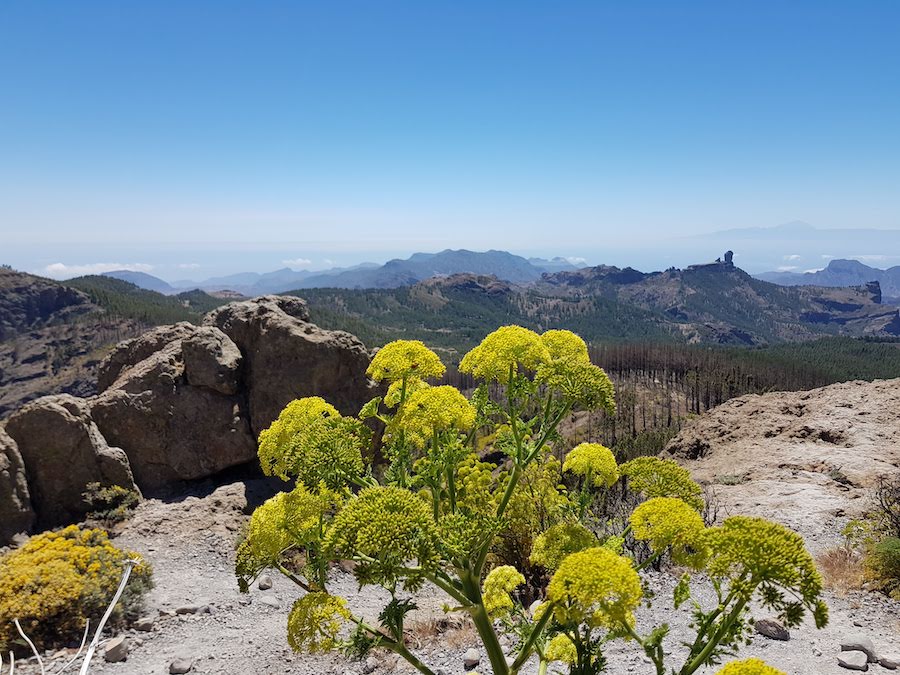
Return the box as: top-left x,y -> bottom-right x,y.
715,658 -> 787,675
236,328 -> 827,675
620,456 -> 705,511
563,442 -> 619,487
482,565 -> 526,618
367,339 -> 446,383
0,526 -> 152,651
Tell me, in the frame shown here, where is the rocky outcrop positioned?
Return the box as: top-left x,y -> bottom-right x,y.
664,378 -> 900,551
5,394 -> 137,529
91,324 -> 255,490
204,295 -> 373,433
0,426 -> 34,542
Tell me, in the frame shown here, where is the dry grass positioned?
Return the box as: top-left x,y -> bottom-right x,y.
405,614 -> 477,650
817,545 -> 866,596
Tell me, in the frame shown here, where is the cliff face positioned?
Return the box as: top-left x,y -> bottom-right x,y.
0,295 -> 375,542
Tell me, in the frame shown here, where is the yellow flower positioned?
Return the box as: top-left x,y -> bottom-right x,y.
395,385 -> 475,447
547,547 -> 642,629
545,634 -> 577,664
536,360 -> 616,412
257,397 -> 339,479
459,325 -> 550,382
384,378 -> 430,407
705,516 -> 828,628
326,486 -> 438,586
619,456 -> 704,512
715,658 -> 787,675
367,340 -> 445,383
482,565 -> 525,618
629,497 -> 707,567
563,443 -> 618,487
530,522 -> 597,571
287,592 -> 352,653
542,329 -> 590,364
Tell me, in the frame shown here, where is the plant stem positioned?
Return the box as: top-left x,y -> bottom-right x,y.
459,571 -> 509,675
679,596 -> 748,675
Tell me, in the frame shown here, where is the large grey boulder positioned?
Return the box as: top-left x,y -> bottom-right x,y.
98,322 -> 198,392
0,426 -> 34,543
5,395 -> 137,529
91,327 -> 255,490
204,295 -> 374,434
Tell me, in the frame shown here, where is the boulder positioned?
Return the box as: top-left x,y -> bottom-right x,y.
98,322 -> 198,392
755,617 -> 790,641
0,426 -> 34,543
91,332 -> 256,491
5,395 -> 137,529
841,636 -> 879,663
204,296 -> 374,433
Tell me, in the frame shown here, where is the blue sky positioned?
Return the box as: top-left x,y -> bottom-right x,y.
1,1 -> 899,280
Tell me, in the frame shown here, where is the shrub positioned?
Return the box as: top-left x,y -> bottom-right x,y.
237,327 -> 826,675
83,482 -> 141,524
0,526 -> 153,652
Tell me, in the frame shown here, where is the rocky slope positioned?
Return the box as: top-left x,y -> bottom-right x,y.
0,295 -> 375,543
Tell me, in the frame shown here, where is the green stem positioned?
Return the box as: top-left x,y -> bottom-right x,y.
680,596 -> 748,675
355,617 -> 437,675
460,571 -> 509,675
275,563 -> 310,592
511,600 -> 555,671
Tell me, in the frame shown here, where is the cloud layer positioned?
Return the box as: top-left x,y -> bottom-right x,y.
41,262 -> 153,279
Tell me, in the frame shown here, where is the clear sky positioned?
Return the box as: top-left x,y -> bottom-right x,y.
1,1 -> 899,280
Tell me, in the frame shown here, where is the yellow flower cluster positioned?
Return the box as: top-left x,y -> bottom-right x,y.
0,526 -> 152,651
367,339 -> 446,383
459,325 -> 551,382
530,522 -> 597,571
326,486 -> 438,586
705,516 -> 828,627
715,658 -> 787,675
563,443 -> 619,487
482,565 -> 526,618
541,329 -> 590,363
547,547 -> 642,629
619,456 -> 705,512
535,360 -> 615,413
395,385 -> 476,447
236,483 -> 330,586
629,497 -> 707,567
286,592 -> 352,653
455,454 -> 497,514
257,397 -> 339,479
545,633 -> 578,664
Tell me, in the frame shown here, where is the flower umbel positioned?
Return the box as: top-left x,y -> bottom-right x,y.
541,329 -> 590,364
530,522 -> 597,571
715,658 -> 787,675
287,592 -> 352,653
630,497 -> 707,567
563,442 -> 619,487
547,546 -> 642,629
620,456 -> 705,511
545,634 -> 578,664
459,325 -> 550,382
482,565 -> 526,618
395,385 -> 476,448
367,340 -> 445,383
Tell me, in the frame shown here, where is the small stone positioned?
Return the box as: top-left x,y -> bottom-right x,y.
134,615 -> 157,632
169,657 -> 194,674
259,595 -> 281,608
362,656 -> 378,673
838,651 -> 869,671
175,604 -> 203,615
103,636 -> 128,663
881,654 -> 900,670
463,648 -> 480,669
258,574 -> 273,590
841,636 -> 878,663
755,618 -> 790,641
813,647 -> 823,657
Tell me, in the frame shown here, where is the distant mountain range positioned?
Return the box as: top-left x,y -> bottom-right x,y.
756,259 -> 900,303
102,250 -> 577,295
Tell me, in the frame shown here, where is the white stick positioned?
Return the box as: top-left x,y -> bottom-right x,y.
13,619 -> 43,675
53,621 -> 90,675
78,559 -> 139,675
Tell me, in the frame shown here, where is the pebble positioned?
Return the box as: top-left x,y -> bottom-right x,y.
881,654 -> 900,670
259,595 -> 281,609
103,635 -> 129,663
134,614 -> 158,631
755,618 -> 790,641
169,656 -> 194,674
258,574 -> 273,590
362,656 -> 378,673
175,604 -> 207,615
463,648 -> 480,669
